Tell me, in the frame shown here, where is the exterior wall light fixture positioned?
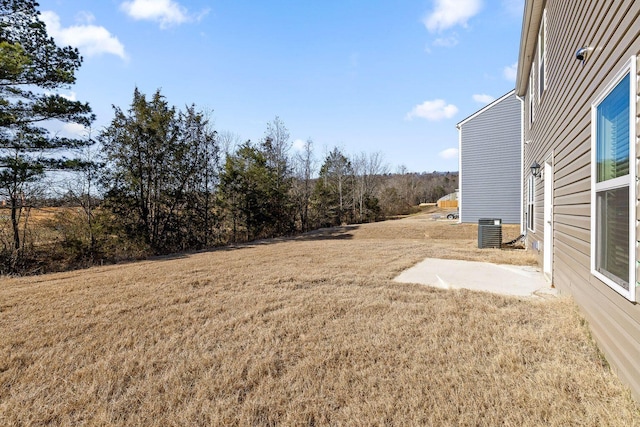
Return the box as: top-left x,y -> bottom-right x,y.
530,161 -> 541,177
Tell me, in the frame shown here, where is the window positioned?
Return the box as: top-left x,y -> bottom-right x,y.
527,175 -> 535,231
591,56 -> 636,301
529,68 -> 535,127
538,10 -> 547,97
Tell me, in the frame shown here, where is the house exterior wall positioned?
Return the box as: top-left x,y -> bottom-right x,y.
458,92 -> 522,224
518,0 -> 640,398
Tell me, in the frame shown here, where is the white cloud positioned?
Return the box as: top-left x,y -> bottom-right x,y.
41,11 -> 127,59
503,62 -> 518,81
46,91 -> 77,102
75,11 -> 95,25
406,99 -> 458,121
439,148 -> 459,160
432,35 -> 459,48
423,0 -> 483,33
120,0 -> 208,29
61,91 -> 77,101
61,122 -> 89,138
472,94 -> 495,104
292,139 -> 306,152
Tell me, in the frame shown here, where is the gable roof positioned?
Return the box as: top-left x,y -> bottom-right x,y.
456,90 -> 517,129
515,0 -> 546,96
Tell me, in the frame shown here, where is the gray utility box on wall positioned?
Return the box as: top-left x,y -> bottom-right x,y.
478,218 -> 502,249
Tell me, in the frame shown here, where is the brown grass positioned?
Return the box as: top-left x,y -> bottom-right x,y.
0,206 -> 77,250
1,213 -> 639,426
0,206 -> 72,224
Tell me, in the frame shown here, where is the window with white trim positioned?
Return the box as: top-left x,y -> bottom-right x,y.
591,56 -> 636,301
527,175 -> 535,231
538,9 -> 547,97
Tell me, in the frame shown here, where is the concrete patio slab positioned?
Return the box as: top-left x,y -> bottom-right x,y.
393,258 -> 557,298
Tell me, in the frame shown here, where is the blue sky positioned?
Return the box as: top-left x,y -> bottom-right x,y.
38,0 -> 524,173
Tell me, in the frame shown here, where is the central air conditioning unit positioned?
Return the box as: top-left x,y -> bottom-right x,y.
478,218 -> 502,249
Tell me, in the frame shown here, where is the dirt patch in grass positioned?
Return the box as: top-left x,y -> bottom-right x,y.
1,212 -> 638,425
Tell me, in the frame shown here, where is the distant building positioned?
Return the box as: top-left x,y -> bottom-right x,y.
456,91 -> 522,224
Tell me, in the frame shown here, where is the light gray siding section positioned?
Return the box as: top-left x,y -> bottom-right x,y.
459,93 -> 522,224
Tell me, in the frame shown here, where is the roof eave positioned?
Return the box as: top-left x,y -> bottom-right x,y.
515,0 -> 546,96
456,89 -> 517,128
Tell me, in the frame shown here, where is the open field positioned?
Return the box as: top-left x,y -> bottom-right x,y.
1,213 -> 639,425
0,206 -> 78,249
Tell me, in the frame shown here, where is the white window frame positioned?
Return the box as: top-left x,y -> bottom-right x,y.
538,9 -> 547,98
527,174 -> 535,232
529,68 -> 535,127
590,56 -> 637,301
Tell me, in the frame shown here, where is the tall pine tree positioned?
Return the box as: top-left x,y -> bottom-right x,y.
100,89 -> 219,253
313,148 -> 354,227
0,0 -> 94,263
100,88 -> 180,252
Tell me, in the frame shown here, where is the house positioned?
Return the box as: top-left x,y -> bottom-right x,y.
456,91 -> 522,224
516,0 -> 640,398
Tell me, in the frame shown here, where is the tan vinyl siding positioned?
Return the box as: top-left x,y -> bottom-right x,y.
574,281 -> 640,396
637,55 -> 640,300
521,0 -> 640,399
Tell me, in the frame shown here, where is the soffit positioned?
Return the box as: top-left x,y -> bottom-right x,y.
516,0 -> 546,96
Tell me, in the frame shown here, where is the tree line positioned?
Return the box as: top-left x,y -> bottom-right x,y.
0,1 -> 457,273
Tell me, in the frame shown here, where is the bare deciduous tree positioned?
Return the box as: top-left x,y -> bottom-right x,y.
291,138 -> 315,231
263,116 -> 292,177
352,151 -> 387,222
218,130 -> 242,162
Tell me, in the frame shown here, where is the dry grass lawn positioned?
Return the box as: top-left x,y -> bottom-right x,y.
1,213 -> 639,426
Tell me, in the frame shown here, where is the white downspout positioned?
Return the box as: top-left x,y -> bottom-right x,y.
515,93 -> 526,235
456,123 -> 462,223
